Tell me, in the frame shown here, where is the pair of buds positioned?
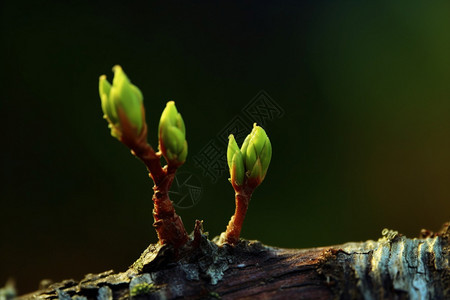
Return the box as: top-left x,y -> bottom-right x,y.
223,125 -> 272,244
98,66 -> 272,247
227,125 -> 272,191
99,65 -> 187,167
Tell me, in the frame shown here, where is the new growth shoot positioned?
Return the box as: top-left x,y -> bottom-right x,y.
99,66 -> 188,248
223,124 -> 272,244
98,66 -> 272,249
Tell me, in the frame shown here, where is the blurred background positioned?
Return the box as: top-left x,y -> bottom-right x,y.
1,0 -> 449,294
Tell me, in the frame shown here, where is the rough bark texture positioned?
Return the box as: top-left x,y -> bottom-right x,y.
17,222 -> 449,300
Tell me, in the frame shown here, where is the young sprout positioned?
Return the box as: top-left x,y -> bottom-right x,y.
98,66 -> 188,249
223,124 -> 272,245
99,65 -> 145,141
159,101 -> 188,167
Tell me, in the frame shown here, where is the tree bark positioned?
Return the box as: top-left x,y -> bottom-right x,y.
18,222 -> 449,300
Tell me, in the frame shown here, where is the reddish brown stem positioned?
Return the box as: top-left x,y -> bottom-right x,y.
121,124 -> 189,248
224,188 -> 253,245
151,165 -> 189,248
122,124 -> 165,185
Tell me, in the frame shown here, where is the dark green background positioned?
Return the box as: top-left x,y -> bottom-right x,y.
1,1 -> 449,294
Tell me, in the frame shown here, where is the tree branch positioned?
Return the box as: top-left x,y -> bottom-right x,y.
18,222 -> 449,300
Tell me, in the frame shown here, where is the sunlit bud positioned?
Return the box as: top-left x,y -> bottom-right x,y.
98,65 -> 145,140
227,135 -> 245,187
158,101 -> 188,165
240,134 -> 251,162
243,124 -> 272,186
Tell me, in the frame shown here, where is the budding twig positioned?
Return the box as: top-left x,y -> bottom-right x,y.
124,125 -> 189,248
223,124 -> 272,245
99,66 -> 189,249
99,66 -> 273,249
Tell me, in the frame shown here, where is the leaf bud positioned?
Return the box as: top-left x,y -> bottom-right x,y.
98,65 -> 145,140
158,101 -> 188,165
242,124 -> 272,187
227,135 -> 245,187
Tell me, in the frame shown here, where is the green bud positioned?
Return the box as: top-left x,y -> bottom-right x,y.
159,101 -> 188,165
99,75 -> 114,121
259,135 -> 272,177
227,135 -> 240,170
243,124 -> 272,184
249,158 -> 263,180
98,65 -> 145,140
240,134 -> 251,163
227,135 -> 245,186
177,140 -> 188,163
